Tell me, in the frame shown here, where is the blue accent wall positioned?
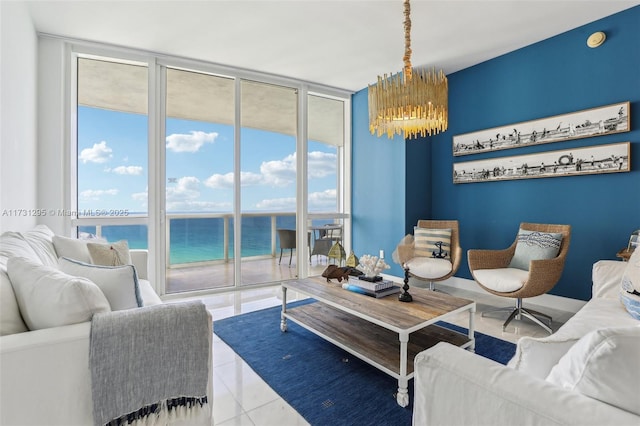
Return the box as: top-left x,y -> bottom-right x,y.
351,91 -> 407,277
353,6 -> 640,300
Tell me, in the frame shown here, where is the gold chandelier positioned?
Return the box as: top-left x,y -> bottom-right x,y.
368,0 -> 448,140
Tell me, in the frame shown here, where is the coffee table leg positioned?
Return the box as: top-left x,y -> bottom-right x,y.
396,332 -> 409,407
280,286 -> 288,332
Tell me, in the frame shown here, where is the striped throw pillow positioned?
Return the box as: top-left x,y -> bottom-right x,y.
414,227 -> 452,259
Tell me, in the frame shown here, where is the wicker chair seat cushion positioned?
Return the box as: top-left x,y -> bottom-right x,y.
474,268 -> 529,293
406,257 -> 452,280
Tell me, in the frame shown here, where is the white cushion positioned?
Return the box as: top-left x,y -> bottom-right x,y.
592,260 -> 628,299
138,279 -> 163,306
508,337 -> 578,379
20,225 -> 58,268
546,326 -> 640,416
406,257 -> 452,280
473,267 -> 529,292
7,257 -> 111,330
620,248 -> 640,294
52,235 -> 93,263
58,257 -> 141,311
87,240 -> 132,266
0,270 -> 28,335
0,231 -> 39,269
508,229 -> 562,271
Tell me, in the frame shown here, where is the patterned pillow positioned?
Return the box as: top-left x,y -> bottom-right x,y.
414,227 -> 451,260
620,248 -> 640,294
508,230 -> 562,271
87,240 -> 132,266
620,248 -> 640,319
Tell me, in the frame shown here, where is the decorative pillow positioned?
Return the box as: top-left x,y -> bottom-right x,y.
0,270 -> 28,335
0,231 -> 39,269
546,326 -> 640,416
20,225 -> 58,268
7,257 -> 111,330
52,235 -> 93,264
138,279 -> 163,306
620,247 -> 640,294
620,291 -> 640,320
508,230 -> 562,271
87,240 -> 132,266
414,227 -> 451,260
58,257 -> 142,310
508,336 -> 579,379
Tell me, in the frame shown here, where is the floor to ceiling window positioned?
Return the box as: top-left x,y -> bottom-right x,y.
71,46 -> 351,296
74,57 -> 150,254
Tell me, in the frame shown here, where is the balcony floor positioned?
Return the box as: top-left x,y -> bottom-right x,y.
166,254 -> 335,294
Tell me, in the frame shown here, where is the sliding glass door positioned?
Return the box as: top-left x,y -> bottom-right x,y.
71,46 -> 351,296
164,68 -> 235,293
240,80 -> 298,286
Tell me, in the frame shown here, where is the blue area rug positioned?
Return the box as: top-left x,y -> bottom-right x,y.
214,300 -> 515,426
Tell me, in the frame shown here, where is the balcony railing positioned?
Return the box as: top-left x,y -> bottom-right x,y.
76,212 -> 345,268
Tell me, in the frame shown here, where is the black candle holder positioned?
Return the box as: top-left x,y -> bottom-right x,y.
399,264 -> 413,302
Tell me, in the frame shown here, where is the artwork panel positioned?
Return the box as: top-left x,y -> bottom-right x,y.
452,102 -> 630,156
453,142 -> 630,184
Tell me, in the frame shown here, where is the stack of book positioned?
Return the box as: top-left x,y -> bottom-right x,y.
341,276 -> 401,298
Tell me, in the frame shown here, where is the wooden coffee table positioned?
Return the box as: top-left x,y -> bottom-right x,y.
280,277 -> 476,407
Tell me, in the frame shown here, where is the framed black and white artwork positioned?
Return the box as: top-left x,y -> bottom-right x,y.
452,102 -> 630,156
453,142 -> 630,184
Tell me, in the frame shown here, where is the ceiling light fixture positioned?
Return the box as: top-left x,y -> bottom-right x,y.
368,0 -> 448,140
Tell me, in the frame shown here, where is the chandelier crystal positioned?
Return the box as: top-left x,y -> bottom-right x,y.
368,0 -> 448,139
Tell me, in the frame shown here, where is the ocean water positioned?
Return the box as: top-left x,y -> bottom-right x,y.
80,215 -> 300,265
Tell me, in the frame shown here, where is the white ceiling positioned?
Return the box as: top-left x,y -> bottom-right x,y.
24,0 -> 640,92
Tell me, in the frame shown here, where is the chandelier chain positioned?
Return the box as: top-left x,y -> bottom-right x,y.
403,0 -> 412,81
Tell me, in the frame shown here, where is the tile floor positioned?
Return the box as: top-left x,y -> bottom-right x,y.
173,282 -> 576,426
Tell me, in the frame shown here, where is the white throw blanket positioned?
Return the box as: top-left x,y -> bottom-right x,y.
90,301 -> 211,426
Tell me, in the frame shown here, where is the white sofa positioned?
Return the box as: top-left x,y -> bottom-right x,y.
413,259 -> 640,426
0,225 -> 213,425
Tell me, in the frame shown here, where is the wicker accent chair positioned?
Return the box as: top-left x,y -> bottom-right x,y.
467,222 -> 571,334
395,220 -> 462,291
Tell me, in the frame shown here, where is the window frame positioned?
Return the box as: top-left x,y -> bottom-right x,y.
68,41 -> 352,296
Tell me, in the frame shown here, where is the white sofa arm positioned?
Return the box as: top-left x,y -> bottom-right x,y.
0,322 -> 94,425
592,260 -> 626,299
130,249 -> 148,280
413,343 -> 638,426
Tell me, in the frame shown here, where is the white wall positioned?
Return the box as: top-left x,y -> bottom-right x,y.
0,1 -> 38,232
37,38 -> 68,235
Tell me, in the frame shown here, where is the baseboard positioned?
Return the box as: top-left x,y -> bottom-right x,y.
381,273 -> 587,315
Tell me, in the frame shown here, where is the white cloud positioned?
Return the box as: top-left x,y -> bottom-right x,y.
166,176 -> 201,201
260,154 -> 296,186
309,189 -> 337,210
79,188 -> 119,200
254,189 -> 336,212
79,141 -> 112,164
110,165 -> 143,175
167,200 -> 232,212
166,131 -> 218,153
204,171 -> 263,189
203,151 -> 335,190
308,151 -> 336,178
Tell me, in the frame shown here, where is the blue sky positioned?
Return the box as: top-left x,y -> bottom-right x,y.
77,107 -> 337,214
